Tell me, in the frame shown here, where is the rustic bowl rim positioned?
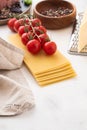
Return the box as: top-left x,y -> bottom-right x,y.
34,0 -> 76,19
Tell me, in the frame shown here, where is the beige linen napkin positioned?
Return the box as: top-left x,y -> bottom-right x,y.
0,38 -> 35,116
0,74 -> 35,116
0,37 -> 24,70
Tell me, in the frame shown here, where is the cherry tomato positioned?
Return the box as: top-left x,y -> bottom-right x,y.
8,18 -> 17,32
18,25 -> 30,36
21,33 -> 29,45
21,32 -> 34,45
38,33 -> 50,47
25,18 -> 31,25
25,18 -> 29,24
26,39 -> 41,54
14,19 -> 24,32
27,31 -> 34,40
34,25 -> 47,35
18,26 -> 25,36
43,41 -> 57,55
31,18 -> 41,27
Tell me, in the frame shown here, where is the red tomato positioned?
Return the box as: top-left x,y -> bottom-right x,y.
8,18 -> 17,32
31,18 -> 41,27
27,31 -> 34,40
26,25 -> 32,31
43,41 -> 57,55
18,26 -> 25,36
21,32 -> 34,45
21,33 -> 29,45
26,39 -> 41,54
34,25 -> 47,35
18,25 -> 30,36
14,19 -> 24,32
25,18 -> 31,25
25,18 -> 29,24
38,33 -> 50,47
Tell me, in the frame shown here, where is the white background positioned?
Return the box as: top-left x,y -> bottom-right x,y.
0,0 -> 87,130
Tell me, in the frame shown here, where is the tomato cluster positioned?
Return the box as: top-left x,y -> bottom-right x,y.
8,17 -> 57,55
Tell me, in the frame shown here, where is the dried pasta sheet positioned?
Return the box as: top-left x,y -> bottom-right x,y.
8,34 -> 76,86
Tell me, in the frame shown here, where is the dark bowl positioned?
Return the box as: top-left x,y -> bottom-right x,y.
0,0 -> 31,25
33,0 -> 76,29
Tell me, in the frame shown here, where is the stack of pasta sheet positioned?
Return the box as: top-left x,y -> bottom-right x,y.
8,34 -> 76,86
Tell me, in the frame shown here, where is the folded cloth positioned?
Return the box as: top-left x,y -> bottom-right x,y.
0,74 -> 35,116
0,37 -> 24,70
0,37 -> 35,116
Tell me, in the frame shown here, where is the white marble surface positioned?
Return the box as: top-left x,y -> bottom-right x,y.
0,0 -> 87,130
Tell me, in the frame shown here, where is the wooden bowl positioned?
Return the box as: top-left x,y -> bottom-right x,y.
33,0 -> 76,29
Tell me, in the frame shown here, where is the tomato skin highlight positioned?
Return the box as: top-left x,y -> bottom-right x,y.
26,39 -> 41,54
8,18 -> 17,32
43,41 -> 57,55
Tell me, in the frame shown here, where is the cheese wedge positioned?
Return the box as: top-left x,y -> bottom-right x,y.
78,9 -> 87,52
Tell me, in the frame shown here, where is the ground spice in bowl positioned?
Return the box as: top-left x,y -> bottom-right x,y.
40,7 -> 73,17
33,0 -> 76,29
